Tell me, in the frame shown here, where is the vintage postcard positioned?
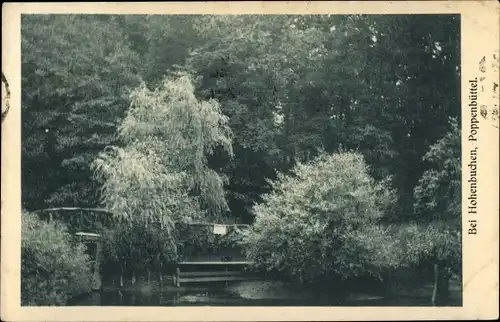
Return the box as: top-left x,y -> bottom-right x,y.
1,1 -> 499,321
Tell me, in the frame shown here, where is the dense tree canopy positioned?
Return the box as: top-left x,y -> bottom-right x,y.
22,14 -> 460,219
21,15 -> 142,209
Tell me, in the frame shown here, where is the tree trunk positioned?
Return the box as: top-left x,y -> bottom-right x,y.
431,263 -> 439,306
431,262 -> 451,306
155,254 -> 163,283
119,265 -> 124,287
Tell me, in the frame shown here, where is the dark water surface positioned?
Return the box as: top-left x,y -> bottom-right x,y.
67,280 -> 461,306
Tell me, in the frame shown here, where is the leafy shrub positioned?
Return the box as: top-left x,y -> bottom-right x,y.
100,222 -> 177,281
21,212 -> 93,305
397,223 -> 461,273
241,151 -> 400,284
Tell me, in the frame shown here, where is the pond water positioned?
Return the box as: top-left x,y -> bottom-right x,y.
67,280 -> 457,306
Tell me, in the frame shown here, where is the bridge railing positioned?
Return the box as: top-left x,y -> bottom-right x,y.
31,207 -> 251,260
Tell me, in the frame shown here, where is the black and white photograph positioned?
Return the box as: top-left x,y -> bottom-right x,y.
1,1 -> 499,321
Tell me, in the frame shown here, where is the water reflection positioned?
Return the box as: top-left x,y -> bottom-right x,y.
67,280 -> 461,306
70,287 -> 314,306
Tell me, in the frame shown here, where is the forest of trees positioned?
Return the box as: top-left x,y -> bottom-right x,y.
21,14 -> 461,305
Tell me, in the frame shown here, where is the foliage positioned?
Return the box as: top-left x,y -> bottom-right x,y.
183,15 -> 460,222
21,212 -> 93,305
397,223 -> 461,273
123,15 -> 204,88
93,72 -> 235,277
407,118 -> 461,273
92,74 -> 233,235
21,15 -> 142,209
176,224 -> 246,259
241,152 -> 400,283
100,222 -> 246,274
413,118 -> 461,223
100,222 -> 176,280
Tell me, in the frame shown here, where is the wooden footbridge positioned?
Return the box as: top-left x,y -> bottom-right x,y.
32,207 -> 256,289
174,261 -> 254,288
173,222 -> 255,287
